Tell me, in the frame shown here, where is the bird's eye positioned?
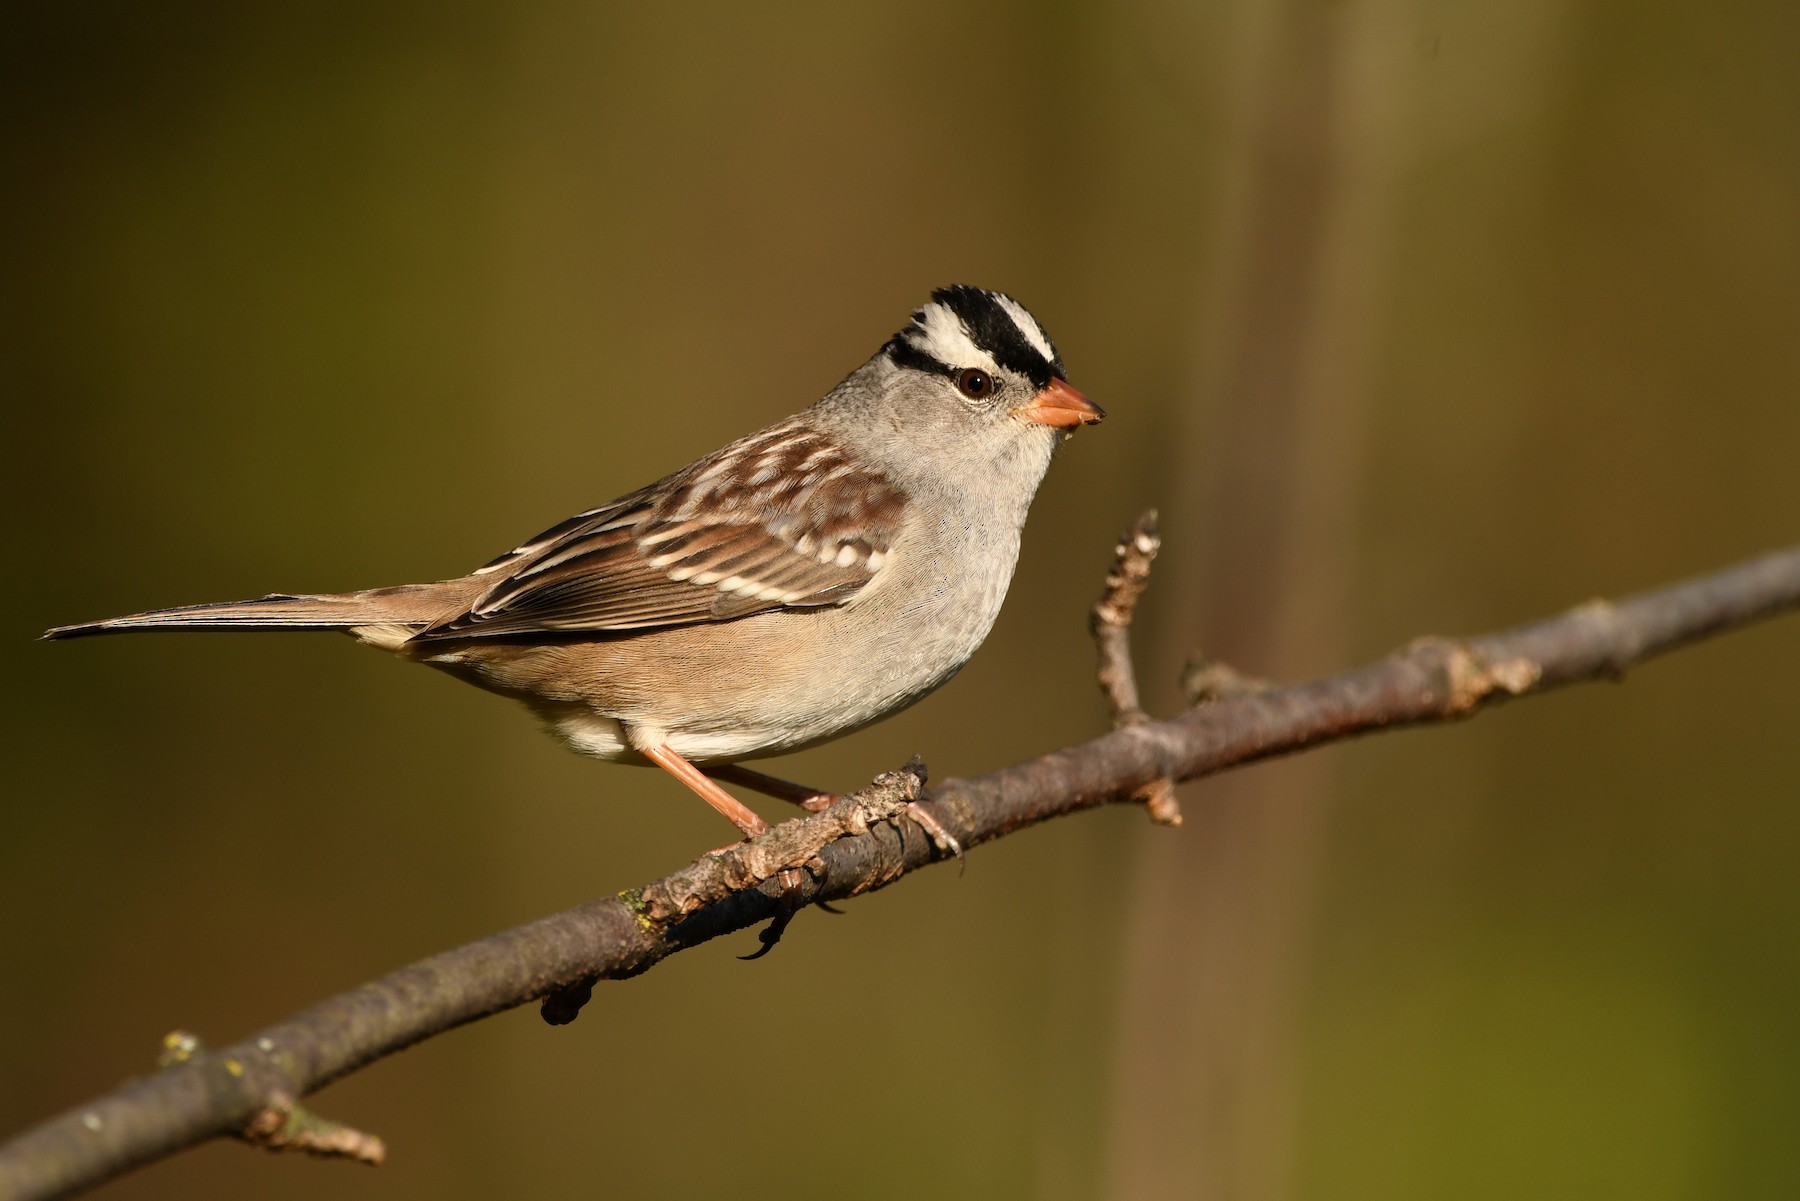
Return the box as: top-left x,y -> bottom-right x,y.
956,368 -> 994,400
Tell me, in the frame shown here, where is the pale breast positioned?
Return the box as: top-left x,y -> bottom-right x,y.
422,506 -> 1024,764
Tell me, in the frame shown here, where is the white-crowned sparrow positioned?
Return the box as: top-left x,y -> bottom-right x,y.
45,286 -> 1103,843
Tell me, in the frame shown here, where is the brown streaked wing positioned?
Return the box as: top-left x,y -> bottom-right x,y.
411,423 -> 906,640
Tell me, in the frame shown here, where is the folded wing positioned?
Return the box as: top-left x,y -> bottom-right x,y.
412,422 -> 904,640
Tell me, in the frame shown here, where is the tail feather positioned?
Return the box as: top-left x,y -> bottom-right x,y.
42,586 -> 451,642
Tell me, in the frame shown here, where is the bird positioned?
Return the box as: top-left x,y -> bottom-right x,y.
44,285 -> 1103,850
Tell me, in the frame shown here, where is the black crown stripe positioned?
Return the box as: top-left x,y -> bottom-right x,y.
929,285 -> 1062,389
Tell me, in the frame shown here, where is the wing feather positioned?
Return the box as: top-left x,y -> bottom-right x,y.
412,422 -> 904,640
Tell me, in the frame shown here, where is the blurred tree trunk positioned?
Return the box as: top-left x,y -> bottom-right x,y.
1103,3 -> 1404,1197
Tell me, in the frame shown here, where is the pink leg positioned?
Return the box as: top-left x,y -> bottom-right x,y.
642,747 -> 811,914
641,744 -> 770,838
707,764 -> 837,813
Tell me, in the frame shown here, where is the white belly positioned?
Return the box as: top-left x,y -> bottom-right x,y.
551,710 -> 795,765
539,515 -> 1022,766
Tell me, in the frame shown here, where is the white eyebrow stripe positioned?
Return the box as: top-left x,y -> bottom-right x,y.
994,294 -> 1055,365
908,302 -> 999,374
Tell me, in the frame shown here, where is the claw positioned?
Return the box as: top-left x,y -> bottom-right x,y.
740,867 -> 810,959
739,910 -> 797,960
906,800 -> 965,875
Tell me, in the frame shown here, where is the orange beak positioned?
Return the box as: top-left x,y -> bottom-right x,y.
1015,377 -> 1105,429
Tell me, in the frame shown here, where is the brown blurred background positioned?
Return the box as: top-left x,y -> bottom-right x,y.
5,2 -> 1798,1198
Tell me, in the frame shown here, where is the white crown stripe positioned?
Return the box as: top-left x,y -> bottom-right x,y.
994,294 -> 1056,365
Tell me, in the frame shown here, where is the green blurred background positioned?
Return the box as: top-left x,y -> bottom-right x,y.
5,2 -> 1798,1198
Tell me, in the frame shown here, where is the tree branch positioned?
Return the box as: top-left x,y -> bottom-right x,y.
6,527 -> 1800,1201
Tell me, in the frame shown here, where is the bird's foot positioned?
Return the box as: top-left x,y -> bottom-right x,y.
907,799 -> 965,873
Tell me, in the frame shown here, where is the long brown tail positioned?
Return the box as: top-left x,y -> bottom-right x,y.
42,585 -> 457,642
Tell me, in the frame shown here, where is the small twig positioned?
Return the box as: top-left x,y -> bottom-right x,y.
1180,654 -> 1271,704
155,1031 -> 384,1166
1091,510 -> 1160,718
1090,509 -> 1182,826
240,1097 -> 385,1166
